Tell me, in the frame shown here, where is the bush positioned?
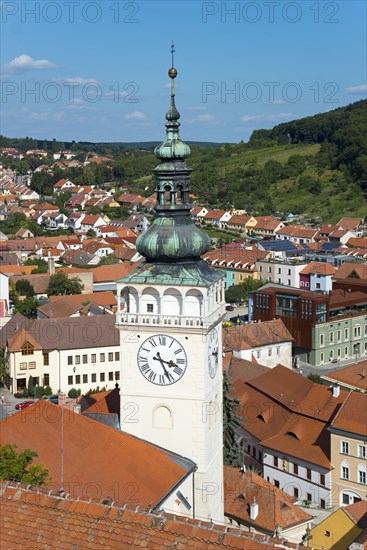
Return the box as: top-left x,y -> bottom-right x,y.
43,386 -> 52,396
23,388 -> 29,398
68,388 -> 81,399
14,392 -> 23,399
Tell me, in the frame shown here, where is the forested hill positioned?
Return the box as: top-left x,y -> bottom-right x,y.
1,100 -> 366,223
249,99 -> 367,189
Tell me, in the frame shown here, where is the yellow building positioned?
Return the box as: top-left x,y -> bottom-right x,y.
329,391 -> 367,507
308,500 -> 367,550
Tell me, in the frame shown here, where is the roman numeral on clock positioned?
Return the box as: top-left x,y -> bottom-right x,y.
173,366 -> 183,376
174,348 -> 183,355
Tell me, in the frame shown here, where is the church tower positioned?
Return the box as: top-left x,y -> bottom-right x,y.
116,47 -> 225,523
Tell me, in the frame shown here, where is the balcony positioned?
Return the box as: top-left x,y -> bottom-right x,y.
116,306 -> 224,330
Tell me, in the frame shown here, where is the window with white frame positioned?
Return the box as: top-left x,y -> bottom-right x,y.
354,325 -> 361,338
358,465 -> 366,485
320,334 -> 324,346
344,328 -> 348,339
358,445 -> 366,459
341,462 -> 349,480
341,441 -> 349,454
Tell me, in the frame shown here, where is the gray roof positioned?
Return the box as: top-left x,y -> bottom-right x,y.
0,312 -> 31,348
119,259 -> 224,287
26,314 -> 119,350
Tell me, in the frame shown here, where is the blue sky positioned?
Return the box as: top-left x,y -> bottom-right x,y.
1,0 -> 366,143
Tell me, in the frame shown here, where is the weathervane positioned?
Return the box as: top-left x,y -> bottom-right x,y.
168,42 -> 177,96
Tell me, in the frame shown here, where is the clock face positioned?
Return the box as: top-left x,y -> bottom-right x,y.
208,328 -> 219,379
137,334 -> 187,386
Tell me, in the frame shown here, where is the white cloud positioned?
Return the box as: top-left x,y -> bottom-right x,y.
125,111 -> 146,120
197,114 -> 215,122
345,84 -> 367,94
184,113 -> 223,127
63,77 -> 100,86
241,113 -> 298,123
186,105 -> 207,112
5,54 -> 57,72
29,111 -> 66,121
271,99 -> 287,105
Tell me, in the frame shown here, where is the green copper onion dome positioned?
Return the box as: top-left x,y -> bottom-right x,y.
136,49 -> 211,263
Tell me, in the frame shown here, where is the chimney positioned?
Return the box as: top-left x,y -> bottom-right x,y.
332,384 -> 340,398
249,497 -> 259,520
48,256 -> 55,275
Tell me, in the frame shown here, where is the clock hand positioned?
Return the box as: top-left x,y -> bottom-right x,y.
153,354 -> 178,369
153,353 -> 174,381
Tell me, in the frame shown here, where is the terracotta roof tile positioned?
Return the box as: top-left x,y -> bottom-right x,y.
299,262 -> 336,276
224,319 -> 293,351
322,360 -> 367,391
224,467 -> 312,532
0,401 -> 195,509
336,217 -> 363,231
330,391 -> 367,437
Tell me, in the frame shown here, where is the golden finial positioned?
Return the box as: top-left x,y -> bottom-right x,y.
168,42 -> 177,95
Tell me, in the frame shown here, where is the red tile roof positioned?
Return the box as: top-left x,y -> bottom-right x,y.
299,262 -> 336,276
331,391 -> 367,437
336,217 -> 363,230
233,366 -> 348,468
0,482 -> 305,549
224,319 -> 293,351
347,237 -> 367,249
0,400 -> 195,509
322,360 -> 367,392
92,262 -> 139,282
204,209 -> 228,220
224,467 -> 312,532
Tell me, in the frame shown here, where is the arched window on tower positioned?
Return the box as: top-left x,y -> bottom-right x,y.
185,289 -> 204,317
176,184 -> 183,204
153,405 -> 173,429
141,287 -> 160,315
164,184 -> 172,204
162,288 -> 182,316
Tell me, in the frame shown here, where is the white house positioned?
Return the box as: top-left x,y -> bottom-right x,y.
256,259 -> 308,288
235,366 -> 349,509
223,319 -> 293,370
4,315 -> 120,394
0,272 -> 10,317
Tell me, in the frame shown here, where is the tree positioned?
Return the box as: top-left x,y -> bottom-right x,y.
223,370 -> 243,467
86,228 -> 96,238
24,258 -> 48,274
14,296 -> 39,319
15,279 -> 35,297
0,444 -> 51,485
225,284 -> 247,304
46,272 -> 84,296
0,349 -> 7,385
27,375 -> 35,397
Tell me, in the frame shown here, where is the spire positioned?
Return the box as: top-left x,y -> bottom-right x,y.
155,44 -> 190,161
135,46 -> 211,263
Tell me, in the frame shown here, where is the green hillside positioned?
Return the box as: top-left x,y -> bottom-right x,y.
1,100 -> 366,224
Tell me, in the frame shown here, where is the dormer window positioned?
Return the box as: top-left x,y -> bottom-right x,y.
21,342 -> 34,355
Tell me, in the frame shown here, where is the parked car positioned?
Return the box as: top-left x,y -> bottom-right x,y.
225,305 -> 235,311
48,395 -> 59,404
15,400 -> 34,410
